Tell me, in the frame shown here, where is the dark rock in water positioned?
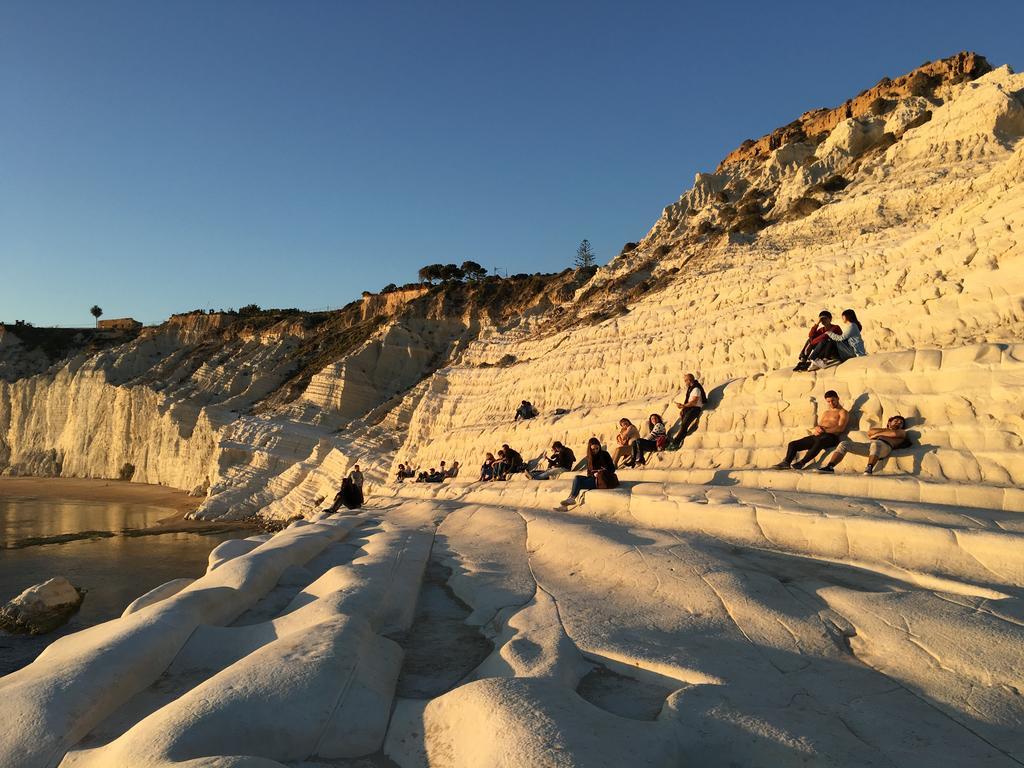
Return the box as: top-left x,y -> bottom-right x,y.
0,577 -> 85,635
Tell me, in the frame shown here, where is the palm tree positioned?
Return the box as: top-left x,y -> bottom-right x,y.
90,305 -> 103,327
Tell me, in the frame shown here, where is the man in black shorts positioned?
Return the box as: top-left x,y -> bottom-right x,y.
773,390 -> 849,469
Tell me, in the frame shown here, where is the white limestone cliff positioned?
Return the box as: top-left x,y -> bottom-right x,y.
2,52 -> 1024,767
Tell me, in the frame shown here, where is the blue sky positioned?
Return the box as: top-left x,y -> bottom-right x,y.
2,1 -> 1022,327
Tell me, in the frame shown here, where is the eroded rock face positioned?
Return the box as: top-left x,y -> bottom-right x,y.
718,51 -> 991,168
0,577 -> 84,635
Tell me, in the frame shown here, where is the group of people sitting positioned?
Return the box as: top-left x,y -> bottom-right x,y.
793,309 -> 866,372
395,460 -> 460,483
557,394 -> 909,507
610,373 -> 707,467
773,390 -> 910,475
480,444 -> 528,481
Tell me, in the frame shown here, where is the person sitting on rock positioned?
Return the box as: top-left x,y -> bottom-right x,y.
818,414 -> 909,475
560,437 -> 619,507
669,373 -> 707,449
327,477 -> 361,512
425,467 -> 445,483
531,441 -> 576,479
825,309 -> 867,362
446,461 -> 460,478
514,400 -> 537,421
611,418 -> 640,468
495,444 -> 526,480
773,390 -> 849,470
629,413 -> 667,467
480,452 -> 496,481
395,463 -> 408,483
794,311 -> 841,371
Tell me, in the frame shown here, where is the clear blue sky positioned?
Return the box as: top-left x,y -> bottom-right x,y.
2,1 -> 1022,326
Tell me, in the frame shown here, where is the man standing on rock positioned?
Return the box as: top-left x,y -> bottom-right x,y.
670,373 -> 706,449
773,390 -> 849,469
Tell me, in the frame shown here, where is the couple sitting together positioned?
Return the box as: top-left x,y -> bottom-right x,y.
793,309 -> 866,372
774,390 -> 910,475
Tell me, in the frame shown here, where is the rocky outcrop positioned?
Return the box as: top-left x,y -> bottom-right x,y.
0,577 -> 84,634
719,51 -> 990,168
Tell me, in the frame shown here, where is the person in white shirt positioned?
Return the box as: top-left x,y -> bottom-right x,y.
669,373 -> 706,449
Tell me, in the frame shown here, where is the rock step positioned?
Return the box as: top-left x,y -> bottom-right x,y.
387,478 -> 1024,590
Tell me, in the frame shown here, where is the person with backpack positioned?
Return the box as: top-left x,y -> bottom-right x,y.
772,390 -> 849,469
628,414 -> 667,467
669,373 -> 707,449
560,437 -> 619,507
818,415 -> 909,475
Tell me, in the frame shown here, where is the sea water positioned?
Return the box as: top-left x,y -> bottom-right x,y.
0,496 -> 242,675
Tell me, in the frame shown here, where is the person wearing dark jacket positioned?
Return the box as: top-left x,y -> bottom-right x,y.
326,477 -> 361,512
495,444 -> 525,480
669,374 -> 707,449
531,441 -> 576,479
549,442 -> 576,470
560,437 -> 619,507
514,400 -> 537,421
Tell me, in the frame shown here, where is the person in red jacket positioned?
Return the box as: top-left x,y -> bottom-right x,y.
793,311 -> 841,371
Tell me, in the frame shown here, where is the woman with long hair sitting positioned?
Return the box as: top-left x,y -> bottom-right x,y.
560,437 -> 619,508
628,413 -> 666,467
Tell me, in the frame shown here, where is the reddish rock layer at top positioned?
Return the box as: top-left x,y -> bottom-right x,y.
717,51 -> 991,169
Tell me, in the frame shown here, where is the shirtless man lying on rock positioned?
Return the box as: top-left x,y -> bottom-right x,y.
818,414 -> 909,476
774,390 -> 849,470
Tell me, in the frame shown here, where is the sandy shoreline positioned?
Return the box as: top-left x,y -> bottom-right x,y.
0,477 -> 255,538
